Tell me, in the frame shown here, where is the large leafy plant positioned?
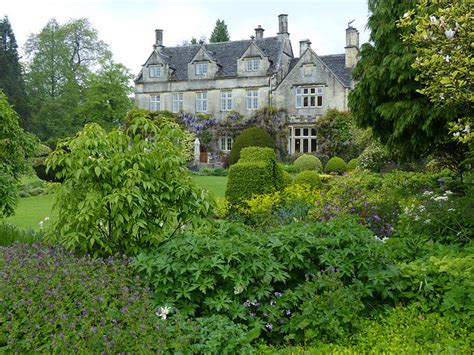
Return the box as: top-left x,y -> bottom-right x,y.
46,111 -> 213,256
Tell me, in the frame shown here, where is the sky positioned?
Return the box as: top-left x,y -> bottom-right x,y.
2,0 -> 371,76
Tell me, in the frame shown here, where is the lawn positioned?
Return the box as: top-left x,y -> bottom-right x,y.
5,176 -> 227,231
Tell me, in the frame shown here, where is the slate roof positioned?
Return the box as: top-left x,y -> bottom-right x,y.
287,54 -> 352,88
136,37 -> 284,82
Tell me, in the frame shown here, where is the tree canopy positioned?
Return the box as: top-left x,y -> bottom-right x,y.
0,91 -> 36,217
0,16 -> 30,128
210,19 -> 230,43
348,0 -> 454,159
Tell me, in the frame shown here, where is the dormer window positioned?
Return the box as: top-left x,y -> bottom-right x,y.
149,65 -> 162,78
195,62 -> 208,75
245,58 -> 260,71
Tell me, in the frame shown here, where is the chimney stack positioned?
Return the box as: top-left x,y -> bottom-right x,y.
278,14 -> 289,36
299,39 -> 311,56
154,29 -> 163,48
255,25 -> 264,39
345,23 -> 359,68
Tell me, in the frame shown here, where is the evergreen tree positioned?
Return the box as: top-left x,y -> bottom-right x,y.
209,19 -> 230,43
348,0 -> 454,159
0,17 -> 30,129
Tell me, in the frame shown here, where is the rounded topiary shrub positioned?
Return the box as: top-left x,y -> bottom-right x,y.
325,157 -> 347,174
229,127 -> 274,165
282,170 -> 293,187
294,154 -> 323,172
294,171 -> 322,188
347,158 -> 358,171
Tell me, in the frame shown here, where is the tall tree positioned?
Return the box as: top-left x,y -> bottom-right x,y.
209,19 -> 230,43
0,17 -> 30,128
24,18 -> 111,144
348,0 -> 453,159
0,91 -> 36,217
77,56 -> 133,130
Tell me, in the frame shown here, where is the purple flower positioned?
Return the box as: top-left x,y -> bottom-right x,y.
249,313 -> 255,319
273,291 -> 282,297
265,323 -> 273,330
285,309 -> 291,316
243,300 -> 250,307
120,306 -> 128,314
373,215 -> 381,223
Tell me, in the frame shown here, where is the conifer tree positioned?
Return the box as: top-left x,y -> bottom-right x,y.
0,16 -> 30,128
349,0 -> 454,159
209,19 -> 230,43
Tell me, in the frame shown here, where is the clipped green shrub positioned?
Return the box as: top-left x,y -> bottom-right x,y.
347,158 -> 358,171
294,171 -> 322,188
229,127 -> 274,165
282,170 -> 293,187
294,154 -> 323,172
226,147 -> 283,204
325,157 -> 347,174
226,162 -> 274,204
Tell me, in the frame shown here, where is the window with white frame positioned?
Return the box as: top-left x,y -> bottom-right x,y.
219,137 -> 233,152
288,126 -> 317,154
220,91 -> 232,111
196,92 -> 207,112
149,65 -> 162,78
245,58 -> 260,72
295,86 -> 323,108
150,95 -> 161,111
195,62 -> 208,75
172,93 -> 184,113
246,89 -> 258,110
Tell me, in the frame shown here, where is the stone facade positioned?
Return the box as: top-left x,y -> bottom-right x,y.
135,15 -> 359,157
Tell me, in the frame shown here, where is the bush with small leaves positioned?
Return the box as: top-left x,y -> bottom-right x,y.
347,158 -> 359,171
294,154 -> 323,172
228,127 -> 274,165
294,171 -> 322,189
325,157 -> 347,174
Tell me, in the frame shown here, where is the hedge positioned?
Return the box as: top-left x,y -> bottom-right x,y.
229,127 -> 274,165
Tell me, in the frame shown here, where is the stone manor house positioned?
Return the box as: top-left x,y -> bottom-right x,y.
134,14 -> 359,159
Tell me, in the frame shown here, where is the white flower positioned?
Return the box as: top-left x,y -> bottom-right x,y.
440,93 -> 445,100
423,191 -> 434,196
38,221 -> 44,227
463,126 -> 471,133
444,55 -> 450,62
453,132 -> 460,137
434,196 -> 448,202
403,12 -> 409,18
156,306 -> 172,320
424,219 -> 431,224
414,215 -> 420,221
430,15 -> 437,23
44,216 -> 49,221
444,190 -> 453,196
445,29 -> 455,39
448,208 -> 456,212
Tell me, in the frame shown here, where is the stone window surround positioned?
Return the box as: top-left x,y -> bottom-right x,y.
288,125 -> 317,154
220,91 -> 232,111
195,62 -> 209,75
172,93 -> 184,113
295,86 -> 323,108
246,89 -> 258,110
219,136 -> 233,152
149,65 -> 162,78
245,58 -> 260,72
196,92 -> 208,112
150,95 -> 161,111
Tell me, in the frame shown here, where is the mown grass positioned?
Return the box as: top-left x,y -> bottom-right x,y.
5,176 -> 227,231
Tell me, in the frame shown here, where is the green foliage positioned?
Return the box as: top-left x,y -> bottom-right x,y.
24,18 -> 123,144
397,190 -> 474,245
192,167 -> 228,176
357,140 -> 391,172
398,252 -> 474,324
134,218 -> 398,345
77,56 -> 133,130
281,170 -> 293,187
315,110 -> 367,162
0,222 -> 40,246
45,111 -> 213,256
348,0 -> 453,159
347,158 -> 358,171
209,19 -> 230,43
226,147 -> 283,204
0,17 -> 30,128
0,242 -> 163,352
0,91 -> 36,217
325,157 -> 347,174
229,127 -> 274,165
294,171 -> 321,189
294,154 -> 322,172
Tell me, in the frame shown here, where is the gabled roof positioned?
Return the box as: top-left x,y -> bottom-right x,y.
288,53 -> 353,88
136,36 -> 285,82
